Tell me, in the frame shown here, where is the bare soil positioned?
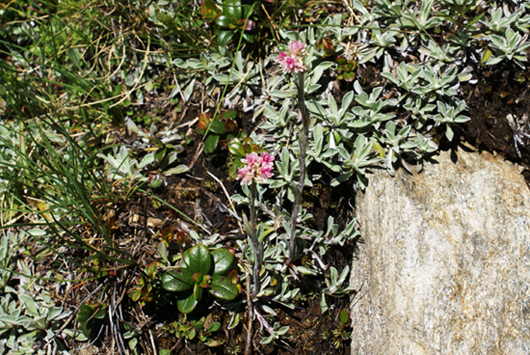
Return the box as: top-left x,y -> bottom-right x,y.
460,62 -> 530,185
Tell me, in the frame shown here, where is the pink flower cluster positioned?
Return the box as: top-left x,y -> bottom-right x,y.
237,152 -> 275,185
277,40 -> 307,73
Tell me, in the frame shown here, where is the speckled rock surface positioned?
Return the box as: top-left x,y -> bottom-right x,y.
350,147 -> 530,355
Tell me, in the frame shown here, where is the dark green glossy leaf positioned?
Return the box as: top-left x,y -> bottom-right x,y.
339,309 -> 350,324
200,0 -> 220,21
238,146 -> 247,156
183,244 -> 212,275
242,32 -> 256,43
228,143 -> 241,155
209,275 -> 239,300
343,72 -> 356,82
193,282 -> 203,301
226,269 -> 238,284
161,268 -> 195,292
199,274 -> 211,288
210,119 -> 226,134
77,303 -> 107,337
177,293 -> 198,314
77,303 -> 107,323
80,322 -> 93,338
220,110 -> 238,119
192,271 -> 203,283
215,14 -> 231,28
155,147 -> 167,162
148,179 -> 162,188
146,261 -> 158,277
336,56 -> 348,65
241,3 -> 254,18
150,137 -> 164,148
207,321 -> 221,333
211,248 -> 233,275
204,134 -> 220,154
129,287 -> 142,302
217,30 -> 234,47
223,0 -> 242,20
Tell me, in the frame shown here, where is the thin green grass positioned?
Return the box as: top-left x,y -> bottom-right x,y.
0,0 -> 147,273
0,114 -> 134,268
0,0 -> 219,276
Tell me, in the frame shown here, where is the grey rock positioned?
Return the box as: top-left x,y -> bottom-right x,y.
350,147 -> 530,355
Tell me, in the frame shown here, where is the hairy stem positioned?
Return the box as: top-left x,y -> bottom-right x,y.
288,72 -> 310,264
250,181 -> 261,297
245,271 -> 253,355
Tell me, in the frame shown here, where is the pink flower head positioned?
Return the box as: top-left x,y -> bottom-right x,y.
237,152 -> 275,185
288,40 -> 306,56
277,40 -> 307,74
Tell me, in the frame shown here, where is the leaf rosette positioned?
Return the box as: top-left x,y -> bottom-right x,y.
162,244 -> 240,313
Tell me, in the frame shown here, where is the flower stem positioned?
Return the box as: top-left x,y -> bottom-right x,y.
250,181 -> 260,297
287,72 -> 309,264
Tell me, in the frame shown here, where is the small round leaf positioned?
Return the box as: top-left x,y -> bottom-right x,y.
161,269 -> 195,292
209,275 -> 239,300
211,248 -> 234,275
183,244 -> 212,275
177,293 -> 198,314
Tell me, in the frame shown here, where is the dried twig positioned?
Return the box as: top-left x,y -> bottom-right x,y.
206,170 -> 244,234
149,330 -> 157,355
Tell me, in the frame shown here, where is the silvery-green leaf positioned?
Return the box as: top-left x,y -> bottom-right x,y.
126,118 -> 139,134
358,47 -> 377,63
261,334 -> 274,345
320,293 -> 328,314
27,228 -> 46,237
381,71 -> 399,85
446,124 -> 454,141
270,90 -> 292,98
164,165 -> 188,175
19,294 -> 39,318
260,304 -> 277,316
183,79 -> 195,102
213,73 -> 229,83
138,154 -> 154,169
62,329 -> 88,341
234,52 -> 244,72
458,71 -> 473,82
47,307 -> 68,321
186,58 -> 202,70
173,58 -> 187,69
228,312 -> 240,329
330,171 -> 353,186
277,326 -> 290,336
337,266 -> 349,286
305,84 -> 321,94
296,265 -> 318,276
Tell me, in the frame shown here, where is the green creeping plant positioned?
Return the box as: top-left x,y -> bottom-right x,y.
213,0 -> 257,47
161,244 -> 241,313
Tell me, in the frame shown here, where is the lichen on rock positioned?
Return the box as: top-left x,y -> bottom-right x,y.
350,146 -> 530,355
